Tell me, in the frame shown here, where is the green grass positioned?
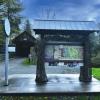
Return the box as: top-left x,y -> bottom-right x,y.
22,58 -> 37,66
92,68 -> 100,80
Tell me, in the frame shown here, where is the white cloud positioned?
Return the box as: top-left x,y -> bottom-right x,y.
20,0 -> 100,22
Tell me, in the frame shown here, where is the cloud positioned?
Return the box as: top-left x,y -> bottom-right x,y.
20,0 -> 100,22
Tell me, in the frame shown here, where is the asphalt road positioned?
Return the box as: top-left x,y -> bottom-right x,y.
0,58 -> 80,79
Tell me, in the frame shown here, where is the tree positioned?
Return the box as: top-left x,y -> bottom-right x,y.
35,38 -> 48,83
90,32 -> 100,56
0,22 -> 4,45
0,0 -> 23,35
24,20 -> 32,34
0,0 -> 5,44
90,32 -> 100,66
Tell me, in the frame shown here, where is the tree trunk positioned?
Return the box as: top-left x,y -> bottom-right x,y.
35,39 -> 48,83
79,34 -> 92,82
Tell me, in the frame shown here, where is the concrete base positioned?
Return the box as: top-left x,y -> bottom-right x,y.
0,74 -> 100,94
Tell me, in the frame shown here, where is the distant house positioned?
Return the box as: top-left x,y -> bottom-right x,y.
12,31 -> 36,57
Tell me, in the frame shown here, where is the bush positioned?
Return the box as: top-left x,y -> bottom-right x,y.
92,52 -> 100,66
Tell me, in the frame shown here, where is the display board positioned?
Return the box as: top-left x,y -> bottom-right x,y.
8,46 -> 16,52
45,45 -> 83,61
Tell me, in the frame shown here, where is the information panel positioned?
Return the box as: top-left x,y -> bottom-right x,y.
45,45 -> 83,61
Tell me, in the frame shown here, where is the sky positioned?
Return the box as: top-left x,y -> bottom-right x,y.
20,0 -> 100,22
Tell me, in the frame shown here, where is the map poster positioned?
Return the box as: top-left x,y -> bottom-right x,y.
45,45 -> 83,61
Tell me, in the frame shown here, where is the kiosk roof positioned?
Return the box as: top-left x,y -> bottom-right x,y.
33,20 -> 100,31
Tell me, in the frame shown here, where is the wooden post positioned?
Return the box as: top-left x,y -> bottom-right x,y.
35,35 -> 48,84
79,34 -> 92,82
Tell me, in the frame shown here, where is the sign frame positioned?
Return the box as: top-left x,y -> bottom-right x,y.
4,18 -> 11,37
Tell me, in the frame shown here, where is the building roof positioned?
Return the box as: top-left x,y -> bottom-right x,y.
12,31 -> 35,43
33,20 -> 100,31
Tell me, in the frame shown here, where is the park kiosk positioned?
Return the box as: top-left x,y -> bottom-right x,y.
33,20 -> 100,84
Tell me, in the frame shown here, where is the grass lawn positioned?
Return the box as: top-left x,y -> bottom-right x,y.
22,58 -> 36,66
92,68 -> 100,80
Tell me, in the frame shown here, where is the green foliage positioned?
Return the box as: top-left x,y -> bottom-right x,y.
0,0 -> 23,35
0,22 -> 4,45
90,33 -> 100,66
90,33 -> 100,57
92,52 -> 100,65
